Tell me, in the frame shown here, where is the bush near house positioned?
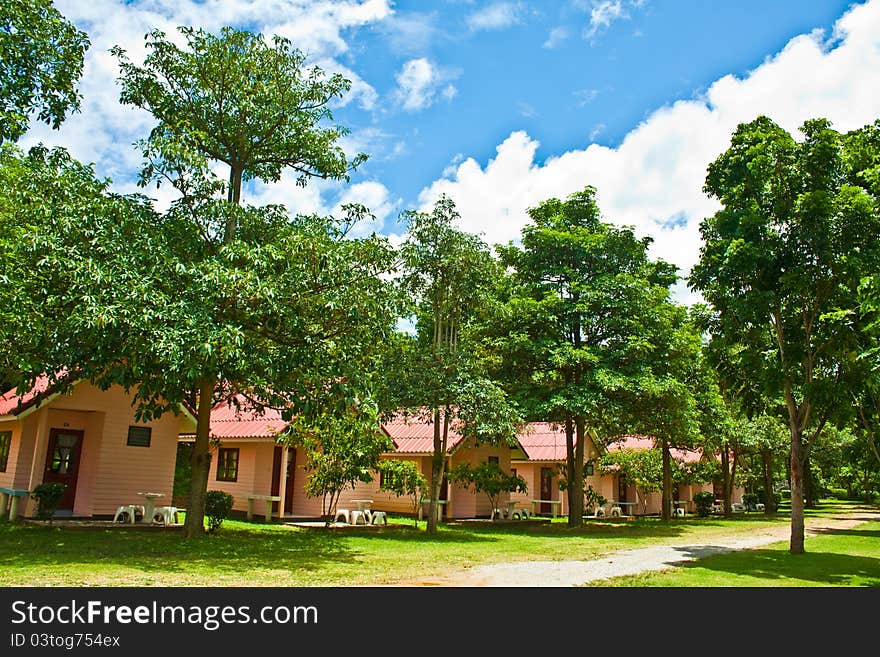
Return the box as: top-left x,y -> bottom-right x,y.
205,490 -> 234,532
30,483 -> 66,521
693,491 -> 715,517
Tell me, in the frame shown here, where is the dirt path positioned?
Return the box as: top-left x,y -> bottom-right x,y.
404,509 -> 880,587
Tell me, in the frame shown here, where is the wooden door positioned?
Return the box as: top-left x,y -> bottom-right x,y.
271,446 -> 296,514
42,429 -> 84,510
540,467 -> 553,514
618,473 -> 627,503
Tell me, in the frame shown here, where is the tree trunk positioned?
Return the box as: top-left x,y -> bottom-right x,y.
720,448 -> 732,517
564,416 -> 576,526
661,439 -> 672,521
761,449 -> 776,514
789,428 -> 806,554
568,417 -> 585,526
804,456 -> 815,508
427,408 -> 447,534
184,376 -> 215,539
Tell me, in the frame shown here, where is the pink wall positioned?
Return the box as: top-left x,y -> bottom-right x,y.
4,383 -> 185,518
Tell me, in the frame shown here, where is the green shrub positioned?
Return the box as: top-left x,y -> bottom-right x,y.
693,491 -> 715,517
756,488 -> 781,509
205,490 -> 234,532
30,483 -> 67,521
827,488 -> 849,500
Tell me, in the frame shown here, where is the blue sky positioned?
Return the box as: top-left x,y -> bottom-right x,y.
24,1 -> 880,301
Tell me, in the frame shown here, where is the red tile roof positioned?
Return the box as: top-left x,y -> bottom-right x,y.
207,394 -> 289,440
606,434 -> 703,463
514,422 -> 570,461
381,413 -> 465,454
0,374 -> 57,416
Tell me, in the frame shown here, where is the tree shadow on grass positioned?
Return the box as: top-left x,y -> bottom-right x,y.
0,523 -> 360,578
808,527 -> 880,539
672,548 -> 880,586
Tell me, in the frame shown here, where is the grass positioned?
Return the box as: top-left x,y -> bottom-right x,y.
0,501 -> 874,587
588,518 -> 880,587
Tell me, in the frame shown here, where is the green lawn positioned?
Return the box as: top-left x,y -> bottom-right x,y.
589,518 -> 880,587
0,501 -> 873,586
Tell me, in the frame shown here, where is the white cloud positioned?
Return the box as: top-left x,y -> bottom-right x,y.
18,0 -> 393,222
394,58 -> 458,112
332,180 -> 401,236
574,88 -> 600,106
543,26 -> 569,49
418,0 -> 880,305
466,2 -> 525,32
582,0 -> 646,40
517,101 -> 538,118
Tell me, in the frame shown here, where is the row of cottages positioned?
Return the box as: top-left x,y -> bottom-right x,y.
186,396 -> 527,520
0,377 -> 195,518
0,376 -> 736,520
198,401 -> 731,521
509,427 -> 726,517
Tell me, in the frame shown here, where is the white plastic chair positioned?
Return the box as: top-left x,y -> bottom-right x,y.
113,505 -> 145,523
152,506 -> 178,526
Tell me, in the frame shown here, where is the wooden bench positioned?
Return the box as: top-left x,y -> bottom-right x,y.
0,487 -> 30,521
530,499 -> 562,518
246,495 -> 280,522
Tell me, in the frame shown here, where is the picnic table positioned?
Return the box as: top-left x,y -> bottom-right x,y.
246,494 -> 280,522
137,492 -> 165,524
531,499 -> 562,517
0,487 -> 30,521
418,498 -> 447,522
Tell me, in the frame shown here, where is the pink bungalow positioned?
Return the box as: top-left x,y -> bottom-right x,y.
191,398 -> 528,520
603,435 -> 742,515
0,377 -> 196,519
510,422 -> 603,517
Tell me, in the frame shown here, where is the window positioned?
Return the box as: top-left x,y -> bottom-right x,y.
127,426 -> 152,447
488,455 -> 499,466
510,468 -> 517,478
0,431 -> 11,471
584,463 -> 594,476
216,448 -> 239,482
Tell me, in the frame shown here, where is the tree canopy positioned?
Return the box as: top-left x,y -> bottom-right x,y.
0,0 -> 88,142
488,186 -> 683,524
690,115 -> 880,552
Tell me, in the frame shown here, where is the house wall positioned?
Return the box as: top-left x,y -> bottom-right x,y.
446,441 -> 511,519
53,383 -> 181,517
204,441 -> 267,514
510,462 -> 537,510
7,383 -> 182,518
0,419 -> 24,490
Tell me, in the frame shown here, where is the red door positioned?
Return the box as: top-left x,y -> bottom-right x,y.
540,467 -> 553,514
271,447 -> 296,514
42,429 -> 84,511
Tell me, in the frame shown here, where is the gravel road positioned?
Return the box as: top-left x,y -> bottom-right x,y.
404,508 -> 880,587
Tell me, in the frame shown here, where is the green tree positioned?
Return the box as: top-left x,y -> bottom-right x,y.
378,459 -> 428,526
599,446 -> 663,516
689,115 -> 880,553
0,0 -> 88,142
394,195 -> 521,533
622,305 -> 704,521
448,461 -> 527,519
293,405 -> 393,523
111,26 -> 379,538
490,186 -> 680,525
